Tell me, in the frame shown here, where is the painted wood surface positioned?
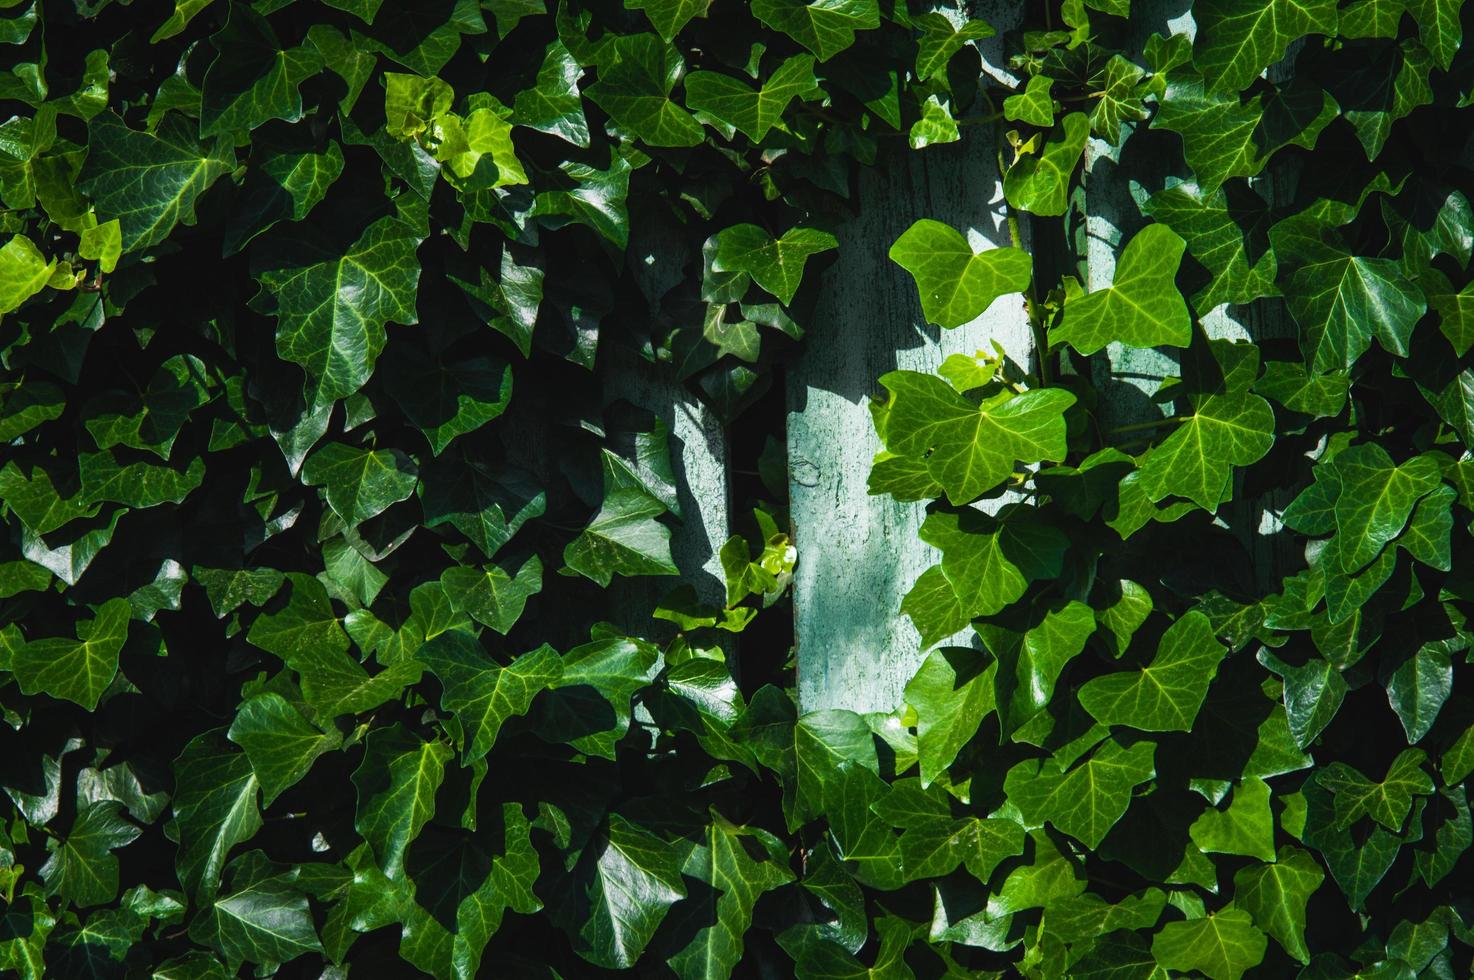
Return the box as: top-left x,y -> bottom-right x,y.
787,121 -> 1033,715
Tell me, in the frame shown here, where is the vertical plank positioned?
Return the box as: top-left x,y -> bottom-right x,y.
788,122 -> 1033,715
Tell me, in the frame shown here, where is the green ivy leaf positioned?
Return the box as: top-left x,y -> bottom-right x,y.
226,693 -> 342,807
915,507 -> 1069,620
903,647 -> 994,786
79,113 -> 233,253
667,810 -> 794,979
223,141 -> 345,256
350,724 -> 451,878
915,14 -> 993,81
1320,748 -> 1433,831
199,7 -> 322,138
1137,391 -> 1276,511
751,0 -> 878,61
871,779 -> 1024,882
567,814 -> 687,969
685,54 -> 817,141
441,554 -> 542,634
1003,112 -> 1089,217
168,734 -> 262,904
7,597 -> 130,710
1003,737 -> 1156,848
1004,75 -> 1055,127
0,234 -> 52,314
417,632 -> 562,763
563,489 -> 679,586
187,862 -> 322,969
511,40 -> 590,147
40,801 -> 141,907
1192,0 -> 1336,95
1143,183 -> 1278,309
1053,224 -> 1190,355
1150,907 -> 1268,980
252,215 -> 424,409
708,223 -> 836,305
586,34 -> 705,147
1233,846 -> 1325,964
878,371 -> 1073,505
1078,611 -> 1228,732
888,218 -> 1032,328
1188,776 -> 1276,861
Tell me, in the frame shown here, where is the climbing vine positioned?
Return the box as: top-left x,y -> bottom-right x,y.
0,0 -> 1472,977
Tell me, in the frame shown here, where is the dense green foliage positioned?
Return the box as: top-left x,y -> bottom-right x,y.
3,0 -> 1474,976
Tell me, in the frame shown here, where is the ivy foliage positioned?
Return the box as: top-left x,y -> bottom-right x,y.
2,0 -> 1474,977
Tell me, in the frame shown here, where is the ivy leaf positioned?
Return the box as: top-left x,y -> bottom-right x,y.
1004,75 -> 1055,127
914,14 -> 994,82
1143,183 -> 1278,309
917,507 -> 1069,621
536,636 -> 662,760
1329,446 -> 1442,574
871,779 -> 1025,882
1003,737 -> 1156,848
223,140 -> 346,256
1233,846 -> 1325,964
245,572 -> 350,666
350,724 -> 451,878
569,814 -> 687,969
1188,776 -> 1275,861
419,454 -> 545,559
903,647 -> 994,786
1410,0 -> 1463,69
1003,112 -> 1089,217
301,441 -> 420,527
416,632 -> 562,763
251,215 -> 424,409
708,224 -> 836,305
625,0 -> 711,40
1320,748 -> 1433,831
1257,649 -> 1348,749
878,371 -> 1073,505
79,113 -> 233,253
441,554 -> 542,634
226,693 -> 342,807
511,40 -> 590,147
1275,231 -> 1426,373
187,863 -> 322,969
563,489 -> 679,586
1153,74 -> 1265,194
685,54 -> 817,141
586,34 -> 705,147
381,349 -> 512,455
1192,0 -> 1337,95
1091,54 -> 1147,143
40,801 -> 141,907
82,354 -> 209,460
1137,391 -> 1276,511
199,7 -> 322,138
1384,636 -> 1456,743
1336,38 -> 1433,160
751,0 -> 879,61
979,599 -> 1095,736
1053,224 -> 1190,355
7,597 -> 130,710
1078,611 -> 1228,732
0,234 -> 53,313
888,219 -> 1032,329
667,811 -> 794,979
168,733 -> 262,904
1150,907 -> 1268,980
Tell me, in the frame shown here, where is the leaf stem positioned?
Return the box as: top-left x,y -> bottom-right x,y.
1007,205 -> 1051,386
1108,416 -> 1187,435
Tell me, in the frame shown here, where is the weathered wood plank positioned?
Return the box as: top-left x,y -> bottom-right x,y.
788,122 -> 1033,715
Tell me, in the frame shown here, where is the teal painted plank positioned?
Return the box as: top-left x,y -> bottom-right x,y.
788,120 -> 1033,715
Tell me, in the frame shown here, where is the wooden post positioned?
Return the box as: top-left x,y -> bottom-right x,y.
788,122 -> 1033,715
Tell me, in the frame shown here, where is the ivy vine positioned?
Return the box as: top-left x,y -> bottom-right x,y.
1,0 -> 1473,977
